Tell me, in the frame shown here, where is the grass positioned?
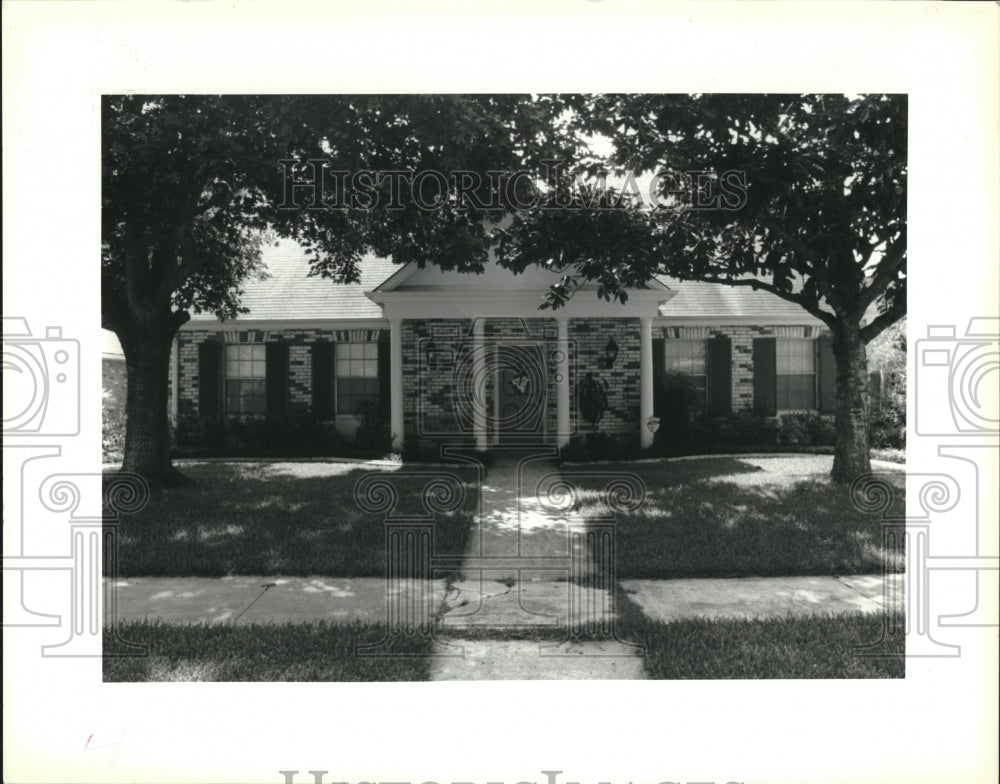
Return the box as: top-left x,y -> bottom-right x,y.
104,620 -> 432,681
568,455 -> 906,579
609,583 -> 904,678
106,461 -> 481,578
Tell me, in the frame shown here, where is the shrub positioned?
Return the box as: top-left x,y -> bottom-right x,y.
102,407 -> 126,463
353,398 -> 393,456
170,411 -> 339,457
776,413 -> 836,447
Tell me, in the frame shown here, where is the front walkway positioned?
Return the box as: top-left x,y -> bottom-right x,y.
430,452 -> 646,680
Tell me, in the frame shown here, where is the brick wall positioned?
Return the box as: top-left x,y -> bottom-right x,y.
175,319 -> 827,449
569,318 -> 641,439
177,328 -> 363,434
656,323 -> 826,412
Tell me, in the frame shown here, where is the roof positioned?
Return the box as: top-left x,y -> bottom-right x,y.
184,239 -> 821,326
655,275 -> 817,321
188,239 -> 399,322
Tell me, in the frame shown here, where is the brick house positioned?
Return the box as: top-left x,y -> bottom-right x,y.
171,239 -> 836,450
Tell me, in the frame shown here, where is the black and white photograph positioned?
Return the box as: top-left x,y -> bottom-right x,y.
4,3 -> 998,784
98,92 -> 909,682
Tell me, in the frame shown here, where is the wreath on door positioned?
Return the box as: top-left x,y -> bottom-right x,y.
578,372 -> 609,428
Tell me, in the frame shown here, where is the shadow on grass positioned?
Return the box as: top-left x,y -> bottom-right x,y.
104,620 -> 432,681
611,585 -> 904,679
572,458 -> 905,579
105,462 -> 481,578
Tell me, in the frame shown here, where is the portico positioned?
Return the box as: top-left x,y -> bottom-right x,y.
366,262 -> 673,452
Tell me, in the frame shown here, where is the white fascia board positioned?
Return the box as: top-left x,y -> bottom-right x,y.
368,289 -> 674,320
179,318 -> 389,332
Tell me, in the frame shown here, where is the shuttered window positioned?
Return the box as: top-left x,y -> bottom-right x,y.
225,344 -> 266,415
335,342 -> 379,415
776,338 -> 816,410
663,339 -> 707,400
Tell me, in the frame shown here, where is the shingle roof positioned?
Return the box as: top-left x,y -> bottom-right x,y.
655,275 -> 818,321
188,240 -> 819,324
188,239 -> 399,322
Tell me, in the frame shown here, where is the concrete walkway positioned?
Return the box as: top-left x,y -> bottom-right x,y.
110,573 -> 904,626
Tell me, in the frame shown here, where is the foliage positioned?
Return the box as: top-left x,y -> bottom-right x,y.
654,370 -> 706,447
867,317 -> 906,449
102,407 -> 127,463
102,95 -> 566,478
501,94 -> 907,337
171,412 -> 341,457
498,94 -> 907,482
577,372 -> 610,428
353,398 -> 393,456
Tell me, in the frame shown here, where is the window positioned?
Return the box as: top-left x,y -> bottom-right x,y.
336,342 -> 378,415
663,339 -> 707,400
225,343 -> 266,414
776,338 -> 816,409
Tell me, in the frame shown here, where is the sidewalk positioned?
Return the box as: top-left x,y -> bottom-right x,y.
110,572 -> 904,627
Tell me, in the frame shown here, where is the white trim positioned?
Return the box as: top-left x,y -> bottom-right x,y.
556,316 -> 570,446
370,291 -> 672,320
169,336 -> 179,424
389,319 -> 404,451
655,316 -> 827,327
181,318 -> 388,332
639,316 -> 654,449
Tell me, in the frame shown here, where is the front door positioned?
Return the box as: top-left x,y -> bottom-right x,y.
495,344 -> 546,442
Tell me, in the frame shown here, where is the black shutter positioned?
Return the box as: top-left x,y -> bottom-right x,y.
817,334 -> 837,413
266,342 -> 289,416
753,337 -> 777,416
198,341 -> 223,417
377,330 -> 391,419
707,335 -> 732,415
652,337 -> 666,419
312,342 -> 334,419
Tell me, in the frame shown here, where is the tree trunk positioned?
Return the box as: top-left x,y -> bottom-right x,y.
830,321 -> 872,483
120,322 -> 189,487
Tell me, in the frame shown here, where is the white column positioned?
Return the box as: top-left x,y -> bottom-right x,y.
639,316 -> 654,449
169,336 -> 179,425
556,316 -> 571,446
389,319 -> 404,451
473,319 -> 488,451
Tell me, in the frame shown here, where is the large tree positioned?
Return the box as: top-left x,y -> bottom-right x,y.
499,94 -> 906,483
102,94 -> 561,484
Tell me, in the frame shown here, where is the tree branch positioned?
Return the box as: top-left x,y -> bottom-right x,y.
860,296 -> 906,343
857,237 -> 906,312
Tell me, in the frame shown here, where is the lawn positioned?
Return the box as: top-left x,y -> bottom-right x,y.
106,461 -> 481,577
626,612 -> 905,679
565,454 -> 906,579
104,620 -> 432,681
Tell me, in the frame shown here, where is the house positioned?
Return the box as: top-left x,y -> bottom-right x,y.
169,239 -> 837,451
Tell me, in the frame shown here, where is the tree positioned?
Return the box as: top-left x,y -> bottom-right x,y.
102,94 -> 561,484
498,94 -> 906,482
